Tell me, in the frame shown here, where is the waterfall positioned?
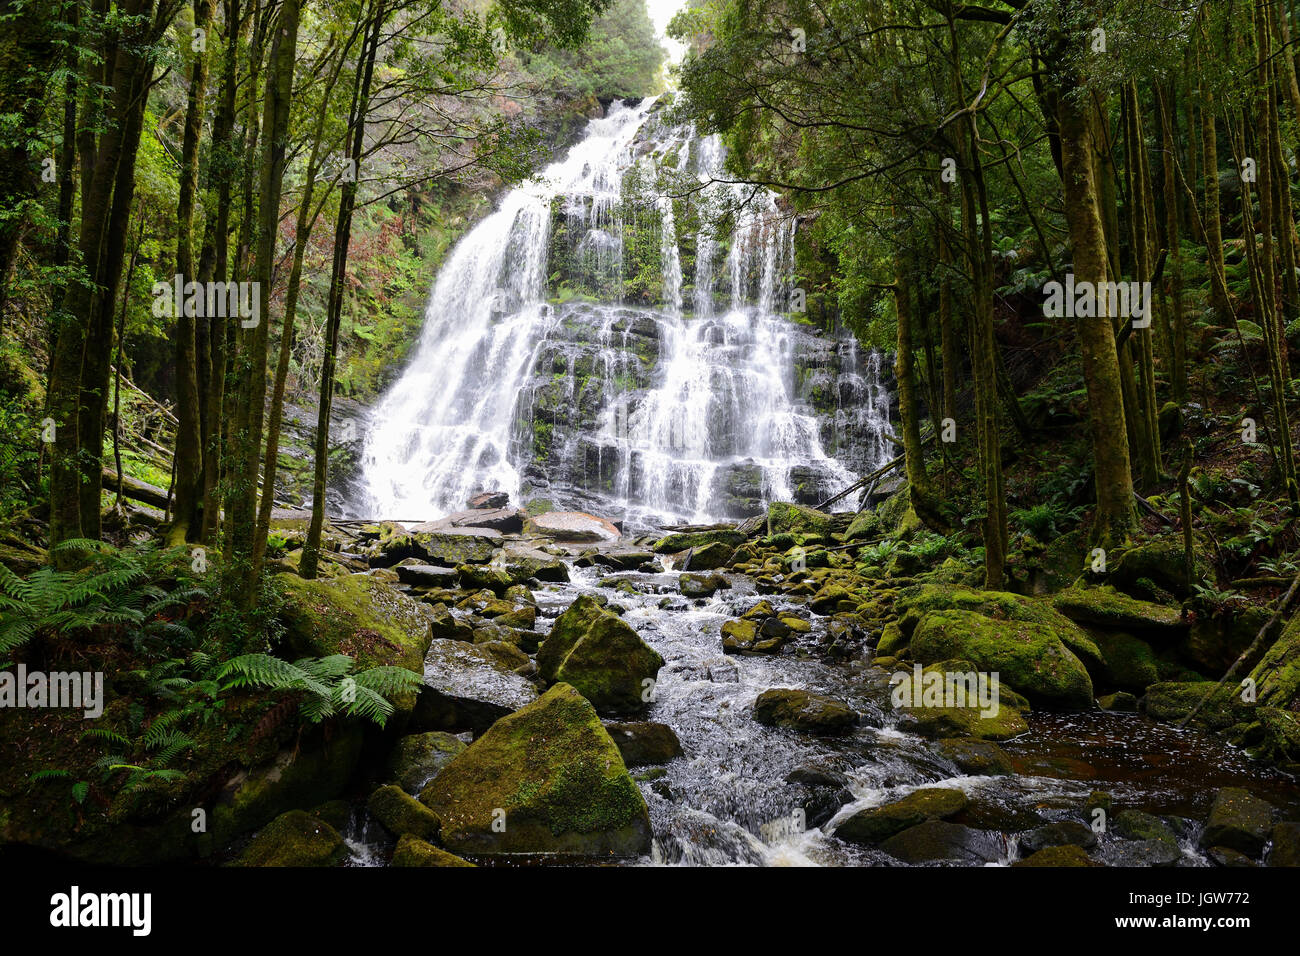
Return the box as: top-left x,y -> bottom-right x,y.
357,98 -> 894,526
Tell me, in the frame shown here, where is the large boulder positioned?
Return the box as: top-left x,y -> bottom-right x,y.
1111,536 -> 1212,598
415,639 -> 538,736
370,525 -> 502,567
1140,681 -> 1252,730
367,784 -> 443,842
752,688 -> 857,735
653,528 -> 746,553
878,820 -> 1003,864
604,721 -> 682,765
910,608 -> 1093,708
536,594 -> 664,715
235,810 -> 346,867
526,511 -> 620,542
683,540 -> 736,570
1051,585 -> 1184,635
419,683 -> 652,857
679,572 -> 729,598
1200,787 -> 1274,857
766,501 -> 832,536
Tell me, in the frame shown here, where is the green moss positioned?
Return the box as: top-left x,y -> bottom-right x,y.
391,834 -> 476,867
234,810 -> 346,867
1052,585 -> 1184,632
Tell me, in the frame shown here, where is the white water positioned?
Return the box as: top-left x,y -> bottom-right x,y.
358,99 -> 892,524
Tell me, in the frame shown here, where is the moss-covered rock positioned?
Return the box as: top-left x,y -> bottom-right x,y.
1013,844 -> 1101,867
419,683 -> 651,857
1140,681 -> 1252,730
752,688 -> 857,735
276,572 -> 433,677
652,529 -> 746,553
1052,585 -> 1185,634
1114,809 -> 1177,846
1200,787 -> 1274,856
1268,822 -> 1300,867
687,540 -> 737,570
390,834 -> 476,867
1093,631 -> 1160,692
235,810 -> 346,867
1111,537 -> 1212,598
910,608 -> 1093,708
456,564 -> 513,595
536,594 -> 663,715
835,788 -> 968,845
766,501 -> 832,536
878,820 -> 1002,864
1019,820 -> 1098,853
934,738 -> 1014,775
1249,612 -> 1300,712
679,572 -> 729,598
384,731 -> 467,793
1184,606 -> 1272,674
367,784 -> 443,842
844,509 -> 878,542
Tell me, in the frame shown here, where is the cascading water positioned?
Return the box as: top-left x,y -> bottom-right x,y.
358,97 -> 894,525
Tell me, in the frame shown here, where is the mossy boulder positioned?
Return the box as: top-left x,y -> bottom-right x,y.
384,731 -> 467,793
1140,681 -> 1252,730
1020,820 -> 1098,853
276,572 -> 433,676
934,738 -> 1014,775
1111,537 -> 1212,598
235,810 -> 346,867
844,509 -> 878,542
1268,822 -> 1300,866
390,834 -> 476,867
415,639 -> 538,735
1200,787 -> 1274,856
836,788 -> 968,845
367,784 -> 443,842
652,528 -> 746,553
686,540 -> 736,570
536,594 -> 663,715
1013,845 -> 1101,867
679,572 -> 729,598
910,608 -> 1093,708
1114,809 -> 1177,846
1052,585 -> 1184,634
766,501 -> 832,536
427,602 -> 475,642
878,820 -> 1002,864
419,683 -> 652,857
1249,611 -> 1300,712
1185,606 -> 1272,674
456,564 -> 514,595
1093,631 -> 1160,692
752,688 -> 857,735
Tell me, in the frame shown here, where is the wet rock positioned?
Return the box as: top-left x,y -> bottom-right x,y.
1106,838 -> 1182,867
1098,691 -> 1139,711
684,540 -> 736,570
1093,632 -> 1159,693
1114,809 -> 1177,846
652,528 -> 746,553
394,562 -> 460,587
1013,845 -> 1101,867
367,784 -> 443,842
537,594 -> 664,715
419,684 -> 651,857
456,564 -> 513,595
373,526 -> 502,567
898,702 -> 1029,741
1019,820 -> 1098,853
752,688 -> 857,735
527,510 -> 621,542
878,820 -> 1002,864
414,639 -> 538,736
235,810 -> 345,867
721,616 -> 789,655
1268,822 -> 1300,866
384,731 -> 467,794
391,834 -> 476,867
468,491 -> 509,509
680,572 -> 728,598
1111,537 -> 1212,598
426,506 -> 524,534
604,721 -> 683,765
934,738 -> 1014,775
1208,846 -> 1257,867
836,788 -> 969,845
427,602 -> 475,642
1200,787 -> 1274,857
810,584 -> 857,614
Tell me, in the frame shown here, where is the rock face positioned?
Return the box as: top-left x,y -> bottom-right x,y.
419,684 -> 652,857
236,810 -> 345,867
753,688 -> 857,735
1200,787 -> 1274,857
537,594 -> 664,715
526,511 -> 621,541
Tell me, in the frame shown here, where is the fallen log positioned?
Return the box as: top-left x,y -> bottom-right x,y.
101,468 -> 170,509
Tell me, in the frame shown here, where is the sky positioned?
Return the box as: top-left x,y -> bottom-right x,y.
645,0 -> 688,64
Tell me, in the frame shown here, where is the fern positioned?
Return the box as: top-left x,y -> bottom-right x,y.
216,653 -> 420,729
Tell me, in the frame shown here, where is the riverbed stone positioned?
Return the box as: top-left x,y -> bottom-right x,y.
536,594 -> 663,715
415,639 -> 538,735
878,820 -> 1002,864
419,683 -> 651,857
1200,787 -> 1274,856
391,834 -> 476,867
1140,681 -> 1252,730
526,510 -> 621,541
934,738 -> 1014,775
1114,809 -> 1177,846
685,540 -> 736,570
603,721 -> 682,765
384,731 -> 467,793
1013,845 -> 1101,867
1019,820 -> 1098,853
367,784 -> 443,842
836,788 -> 969,845
1268,822 -> 1300,866
752,688 -> 857,735
679,572 -> 728,598
235,810 -> 346,867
